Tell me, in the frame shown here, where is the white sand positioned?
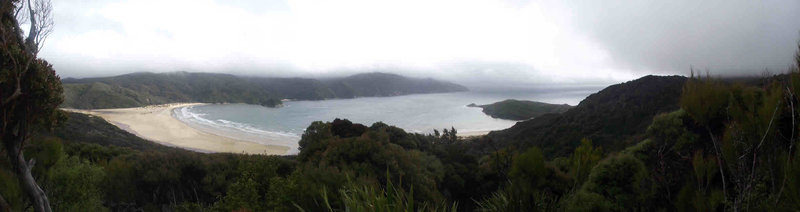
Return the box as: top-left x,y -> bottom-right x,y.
64,103 -> 290,155
458,130 -> 491,138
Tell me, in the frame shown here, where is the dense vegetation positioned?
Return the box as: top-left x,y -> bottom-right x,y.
482,75 -> 688,157
6,69 -> 800,211
62,72 -> 468,109
468,99 -> 572,121
4,0 -> 800,208
4,117 -> 489,211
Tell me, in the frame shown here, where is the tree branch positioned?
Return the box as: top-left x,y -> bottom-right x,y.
24,0 -> 37,53
706,128 -> 728,206
776,86 -> 798,204
2,86 -> 22,105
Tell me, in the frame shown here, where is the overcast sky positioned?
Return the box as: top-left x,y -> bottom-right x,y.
40,0 -> 800,86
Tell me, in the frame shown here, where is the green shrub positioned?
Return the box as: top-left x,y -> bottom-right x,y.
575,154 -> 651,210
47,156 -> 108,212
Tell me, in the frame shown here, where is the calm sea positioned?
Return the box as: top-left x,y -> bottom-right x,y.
173,88 -> 599,153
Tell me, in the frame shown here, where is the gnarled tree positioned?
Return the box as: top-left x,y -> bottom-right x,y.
1,0 -> 60,212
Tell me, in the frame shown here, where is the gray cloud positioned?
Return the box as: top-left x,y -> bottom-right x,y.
38,0 -> 800,86
560,1 -> 800,75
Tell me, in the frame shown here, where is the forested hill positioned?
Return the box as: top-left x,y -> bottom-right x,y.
61,72 -> 468,109
249,72 -> 468,100
483,75 -> 688,156
470,99 -> 572,120
62,72 -> 281,109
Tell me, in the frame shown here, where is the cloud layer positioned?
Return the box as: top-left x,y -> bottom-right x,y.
40,0 -> 800,86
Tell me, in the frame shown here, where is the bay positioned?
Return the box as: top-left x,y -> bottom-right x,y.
173,88 -> 599,153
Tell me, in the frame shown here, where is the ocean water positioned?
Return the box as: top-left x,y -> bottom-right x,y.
173,88 -> 599,153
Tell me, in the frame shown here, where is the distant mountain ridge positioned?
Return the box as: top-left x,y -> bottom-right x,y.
480,75 -> 688,157
251,72 -> 468,100
61,72 -> 468,109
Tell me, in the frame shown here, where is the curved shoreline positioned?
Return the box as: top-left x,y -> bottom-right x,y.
63,103 -> 291,155
173,104 -> 301,154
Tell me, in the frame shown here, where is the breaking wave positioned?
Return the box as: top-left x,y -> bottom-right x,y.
173,106 -> 300,153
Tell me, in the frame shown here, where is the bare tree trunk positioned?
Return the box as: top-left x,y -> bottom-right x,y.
1,1 -> 55,211
4,130 -> 52,212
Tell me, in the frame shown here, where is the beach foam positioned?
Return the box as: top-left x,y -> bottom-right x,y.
173,105 -> 300,154
66,103 -> 292,155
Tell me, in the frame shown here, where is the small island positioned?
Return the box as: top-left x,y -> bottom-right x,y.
469,99 -> 572,120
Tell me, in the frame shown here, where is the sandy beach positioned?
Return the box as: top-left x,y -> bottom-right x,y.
458,130 -> 492,138
65,103 -> 291,155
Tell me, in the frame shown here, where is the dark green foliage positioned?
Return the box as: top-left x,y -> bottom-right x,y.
440,127 -> 458,144
644,110 -> 699,153
574,154 -> 652,211
214,172 -> 262,211
20,68 -> 800,211
23,114 -> 491,211
327,178 -> 459,212
779,149 -> 800,209
264,176 -> 299,211
475,185 -> 562,212
563,191 -> 613,211
674,151 -> 724,212
1,59 -> 65,133
486,75 -> 688,157
2,137 -> 109,211
569,138 -> 603,187
46,156 -> 108,212
296,120 -> 447,203
287,119 -> 494,211
554,68 -> 800,211
680,76 -> 731,130
678,75 -> 795,210
297,121 -> 334,162
474,99 -> 572,121
61,72 -> 468,109
331,118 -> 368,138
173,202 -> 206,212
99,150 -> 296,211
0,167 -> 23,211
509,148 -> 546,189
63,142 -> 133,163
23,137 -> 65,178
623,110 -> 702,210
477,147 -> 569,211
